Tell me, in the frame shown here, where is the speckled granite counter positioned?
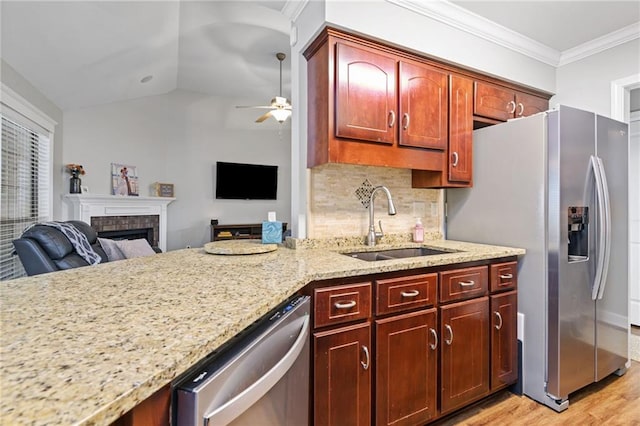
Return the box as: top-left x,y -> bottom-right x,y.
0,239 -> 524,425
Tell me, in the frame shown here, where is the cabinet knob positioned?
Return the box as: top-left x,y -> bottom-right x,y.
444,324 -> 454,345
452,151 -> 459,167
361,345 -> 370,370
400,289 -> 419,298
458,280 -> 475,287
507,100 -> 516,114
494,311 -> 503,330
500,273 -> 513,280
388,110 -> 396,128
429,328 -> 438,350
402,113 -> 410,130
334,300 -> 356,309
516,102 -> 525,116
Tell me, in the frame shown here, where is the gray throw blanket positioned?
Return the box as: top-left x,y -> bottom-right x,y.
41,222 -> 102,265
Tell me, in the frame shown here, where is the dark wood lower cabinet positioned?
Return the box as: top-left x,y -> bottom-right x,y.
491,290 -> 518,390
314,322 -> 372,426
375,308 -> 438,426
440,297 -> 490,414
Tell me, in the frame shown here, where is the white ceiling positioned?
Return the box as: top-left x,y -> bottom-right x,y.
1,1 -> 638,111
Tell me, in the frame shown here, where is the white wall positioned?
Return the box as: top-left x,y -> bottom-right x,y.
63,89 -> 291,250
553,39 -> 640,117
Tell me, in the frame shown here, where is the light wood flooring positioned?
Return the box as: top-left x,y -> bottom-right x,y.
432,360 -> 640,425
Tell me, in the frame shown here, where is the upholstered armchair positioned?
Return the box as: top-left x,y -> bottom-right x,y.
12,220 -> 109,276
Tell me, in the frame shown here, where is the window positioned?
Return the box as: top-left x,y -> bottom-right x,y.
1,86 -> 54,280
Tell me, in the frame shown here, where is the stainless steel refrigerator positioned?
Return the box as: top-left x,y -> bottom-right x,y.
446,105 -> 629,412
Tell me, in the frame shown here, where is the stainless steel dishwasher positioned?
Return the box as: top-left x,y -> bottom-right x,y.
173,295 -> 310,426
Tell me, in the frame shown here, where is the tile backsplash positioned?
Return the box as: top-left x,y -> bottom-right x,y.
308,163 -> 443,240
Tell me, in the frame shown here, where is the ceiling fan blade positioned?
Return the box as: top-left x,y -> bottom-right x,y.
236,105 -> 274,109
255,111 -> 272,123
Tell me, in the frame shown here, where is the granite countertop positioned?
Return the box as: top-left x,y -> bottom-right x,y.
0,238 -> 524,425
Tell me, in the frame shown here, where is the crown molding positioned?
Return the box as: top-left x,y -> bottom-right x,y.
282,0 -> 309,22
386,0 -> 639,68
558,23 -> 640,67
387,0 -> 560,66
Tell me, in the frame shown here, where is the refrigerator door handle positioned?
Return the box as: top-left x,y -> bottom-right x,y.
590,155 -> 610,301
595,156 -> 612,300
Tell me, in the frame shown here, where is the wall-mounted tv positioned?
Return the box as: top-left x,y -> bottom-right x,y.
215,161 -> 278,200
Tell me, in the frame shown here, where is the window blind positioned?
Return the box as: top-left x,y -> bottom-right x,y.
1,115 -> 51,280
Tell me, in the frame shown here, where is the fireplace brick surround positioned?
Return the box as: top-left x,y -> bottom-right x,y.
64,194 -> 174,252
91,215 -> 160,248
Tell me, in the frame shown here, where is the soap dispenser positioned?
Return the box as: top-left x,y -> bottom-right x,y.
413,218 -> 424,243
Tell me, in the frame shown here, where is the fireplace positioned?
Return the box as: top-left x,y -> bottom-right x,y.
91,215 -> 159,248
64,194 -> 174,252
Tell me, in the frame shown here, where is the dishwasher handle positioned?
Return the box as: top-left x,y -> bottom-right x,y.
203,314 -> 310,425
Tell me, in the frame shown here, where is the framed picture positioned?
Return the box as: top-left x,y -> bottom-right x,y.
111,163 -> 139,196
154,182 -> 174,197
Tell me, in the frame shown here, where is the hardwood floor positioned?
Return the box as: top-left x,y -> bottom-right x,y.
432,361 -> 640,425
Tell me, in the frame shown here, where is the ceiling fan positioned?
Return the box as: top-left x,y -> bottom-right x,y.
236,52 -> 292,124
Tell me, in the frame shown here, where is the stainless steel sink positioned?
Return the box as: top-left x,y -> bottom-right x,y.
343,247 -> 455,261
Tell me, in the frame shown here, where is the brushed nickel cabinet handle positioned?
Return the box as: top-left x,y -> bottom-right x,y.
361,345 -> 370,370
452,151 -> 459,167
495,311 -> 503,330
388,110 -> 396,127
445,324 -> 454,345
429,328 -> 438,350
500,273 -> 513,280
459,280 -> 475,287
334,300 -> 356,309
402,113 -> 410,130
507,100 -> 516,114
516,102 -> 525,116
400,290 -> 419,298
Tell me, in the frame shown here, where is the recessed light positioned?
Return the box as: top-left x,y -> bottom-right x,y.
140,75 -> 153,83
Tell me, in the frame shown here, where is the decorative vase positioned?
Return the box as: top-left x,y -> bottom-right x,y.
69,173 -> 81,194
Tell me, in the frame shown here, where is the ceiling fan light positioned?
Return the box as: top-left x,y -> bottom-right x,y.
271,108 -> 291,123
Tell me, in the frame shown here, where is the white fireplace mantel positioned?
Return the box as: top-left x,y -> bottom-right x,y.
64,194 -> 175,252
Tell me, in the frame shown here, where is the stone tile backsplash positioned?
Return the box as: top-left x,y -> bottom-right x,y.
308,163 -> 443,240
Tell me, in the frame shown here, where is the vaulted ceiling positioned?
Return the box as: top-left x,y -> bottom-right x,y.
1,1 -> 638,111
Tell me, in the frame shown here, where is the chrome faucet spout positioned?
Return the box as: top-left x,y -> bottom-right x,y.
366,186 -> 396,246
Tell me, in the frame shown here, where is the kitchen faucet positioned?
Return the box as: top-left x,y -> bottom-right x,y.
366,186 -> 397,246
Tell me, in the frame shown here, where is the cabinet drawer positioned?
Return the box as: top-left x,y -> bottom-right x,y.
375,273 -> 437,315
490,261 -> 518,292
439,266 -> 488,303
314,282 -> 372,328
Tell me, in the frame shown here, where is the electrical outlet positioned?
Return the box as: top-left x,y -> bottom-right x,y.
412,201 -> 426,217
430,202 -> 438,216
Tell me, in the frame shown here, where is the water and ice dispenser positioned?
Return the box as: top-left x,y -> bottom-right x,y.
568,206 -> 588,262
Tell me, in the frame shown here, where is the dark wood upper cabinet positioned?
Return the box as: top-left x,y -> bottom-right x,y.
448,74 -> 474,183
335,42 -> 397,145
474,80 -> 549,122
398,61 -> 448,150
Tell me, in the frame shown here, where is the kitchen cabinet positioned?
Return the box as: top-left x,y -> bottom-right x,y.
308,256 -> 519,425
375,273 -> 438,426
474,81 -> 549,122
489,261 -> 518,391
314,322 -> 372,426
313,281 -> 372,426
411,74 -> 474,188
439,297 -> 490,414
305,29 -> 446,172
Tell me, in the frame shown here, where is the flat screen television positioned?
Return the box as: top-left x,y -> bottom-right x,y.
215,161 -> 278,200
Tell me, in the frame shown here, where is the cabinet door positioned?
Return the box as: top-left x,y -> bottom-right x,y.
314,322 -> 371,426
398,61 -> 447,150
440,297 -> 489,414
491,291 -> 518,390
448,74 -> 473,183
375,309 -> 438,426
515,92 -> 548,117
335,42 -> 397,144
474,81 -> 515,121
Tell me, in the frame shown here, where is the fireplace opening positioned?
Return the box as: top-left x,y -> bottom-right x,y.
97,228 -> 154,246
